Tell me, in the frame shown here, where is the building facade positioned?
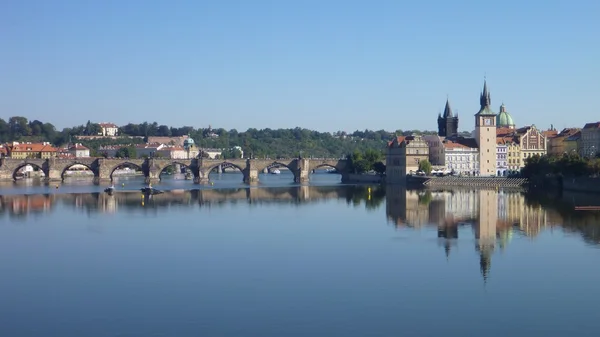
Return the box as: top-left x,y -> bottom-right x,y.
496,141 -> 508,176
99,123 -> 119,137
443,140 -> 479,175
7,142 -> 58,159
580,122 -> 600,157
386,135 -> 429,183
422,135 -> 445,167
68,143 -> 90,158
518,126 -> 547,161
548,128 -> 580,156
474,81 -> 497,176
564,131 -> 581,155
437,99 -> 459,137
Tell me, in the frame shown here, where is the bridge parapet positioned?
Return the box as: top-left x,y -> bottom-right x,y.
0,157 -> 348,184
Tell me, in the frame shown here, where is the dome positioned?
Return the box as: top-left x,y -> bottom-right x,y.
496,104 -> 515,128
184,138 -> 195,146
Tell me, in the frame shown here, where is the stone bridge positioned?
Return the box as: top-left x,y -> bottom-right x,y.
0,157 -> 348,184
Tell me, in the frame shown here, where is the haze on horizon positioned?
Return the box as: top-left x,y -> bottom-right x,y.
1,0 -> 598,133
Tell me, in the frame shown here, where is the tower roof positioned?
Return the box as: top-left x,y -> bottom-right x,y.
443,99 -> 453,118
476,79 -> 496,116
496,103 -> 515,128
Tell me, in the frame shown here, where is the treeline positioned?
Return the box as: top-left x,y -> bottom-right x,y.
0,116 -> 467,158
522,153 -> 600,178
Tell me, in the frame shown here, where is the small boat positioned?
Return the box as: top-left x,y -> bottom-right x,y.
140,187 -> 163,195
104,185 -> 115,195
270,169 -> 281,175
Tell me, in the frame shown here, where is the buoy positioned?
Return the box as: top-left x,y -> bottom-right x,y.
55,185 -> 59,189
210,182 -> 214,186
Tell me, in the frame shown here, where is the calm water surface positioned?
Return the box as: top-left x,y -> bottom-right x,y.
1,181 -> 599,337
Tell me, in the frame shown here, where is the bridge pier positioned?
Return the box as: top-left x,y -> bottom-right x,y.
217,164 -> 223,174
243,159 -> 259,184
292,158 -> 311,183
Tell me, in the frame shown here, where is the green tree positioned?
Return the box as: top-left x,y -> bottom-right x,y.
8,116 -> 31,139
115,146 -> 137,158
373,162 -> 386,175
418,159 -> 432,175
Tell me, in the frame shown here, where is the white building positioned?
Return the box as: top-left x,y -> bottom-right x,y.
202,148 -> 225,159
496,141 -> 508,176
157,146 -> 189,159
443,139 -> 479,175
68,143 -> 90,158
98,123 -> 119,137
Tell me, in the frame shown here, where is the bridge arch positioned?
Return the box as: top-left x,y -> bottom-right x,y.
157,161 -> 194,179
207,161 -> 245,173
108,162 -> 144,180
312,163 -> 340,171
259,161 -> 294,173
12,162 -> 46,181
60,162 -> 97,180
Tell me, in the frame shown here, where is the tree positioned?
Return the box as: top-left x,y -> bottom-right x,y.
0,118 -> 9,142
115,146 -> 137,158
8,116 -> 31,139
373,162 -> 386,175
418,159 -> 432,175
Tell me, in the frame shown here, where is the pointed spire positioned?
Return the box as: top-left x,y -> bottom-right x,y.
443,99 -> 453,118
480,78 -> 491,108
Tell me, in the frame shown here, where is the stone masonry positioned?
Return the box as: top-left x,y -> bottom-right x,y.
0,157 -> 348,184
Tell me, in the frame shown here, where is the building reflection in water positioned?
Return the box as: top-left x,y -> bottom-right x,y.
385,186 -> 580,282
2,185 -> 600,279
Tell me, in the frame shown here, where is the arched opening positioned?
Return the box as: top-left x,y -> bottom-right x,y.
207,162 -> 245,183
13,163 -> 46,181
311,164 -> 342,183
263,162 -> 292,175
158,162 -> 194,181
256,162 -> 297,184
61,163 -> 96,181
109,162 -> 144,182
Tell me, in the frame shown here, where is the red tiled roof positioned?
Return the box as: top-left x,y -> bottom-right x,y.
11,143 -> 57,153
69,144 -> 89,151
496,127 -> 514,136
99,122 -> 118,128
542,130 -> 558,138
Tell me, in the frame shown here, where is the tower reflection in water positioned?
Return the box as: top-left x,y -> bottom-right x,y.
2,185 -> 600,281
385,186 -> 572,282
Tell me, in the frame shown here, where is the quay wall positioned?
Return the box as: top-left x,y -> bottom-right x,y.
422,176 -> 528,188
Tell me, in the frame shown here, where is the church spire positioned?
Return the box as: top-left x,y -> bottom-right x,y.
443,99 -> 453,118
480,79 -> 491,108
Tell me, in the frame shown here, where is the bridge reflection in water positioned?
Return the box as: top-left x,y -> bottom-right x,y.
2,185 -> 600,281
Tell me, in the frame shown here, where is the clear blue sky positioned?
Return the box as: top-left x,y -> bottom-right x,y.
1,0 -> 598,132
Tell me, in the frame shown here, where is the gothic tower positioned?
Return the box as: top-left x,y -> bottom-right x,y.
437,99 -> 459,137
474,80 -> 497,176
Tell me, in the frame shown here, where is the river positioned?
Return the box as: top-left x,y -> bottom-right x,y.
1,178 -> 599,337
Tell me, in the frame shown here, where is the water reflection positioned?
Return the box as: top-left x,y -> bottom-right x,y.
0,185 -> 386,217
385,186 -> 600,282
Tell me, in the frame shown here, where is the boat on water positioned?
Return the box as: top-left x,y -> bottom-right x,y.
140,183 -> 164,195
140,187 -> 164,195
104,185 -> 115,195
270,169 -> 281,175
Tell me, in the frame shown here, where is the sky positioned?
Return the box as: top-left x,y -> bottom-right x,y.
1,0 -> 599,133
